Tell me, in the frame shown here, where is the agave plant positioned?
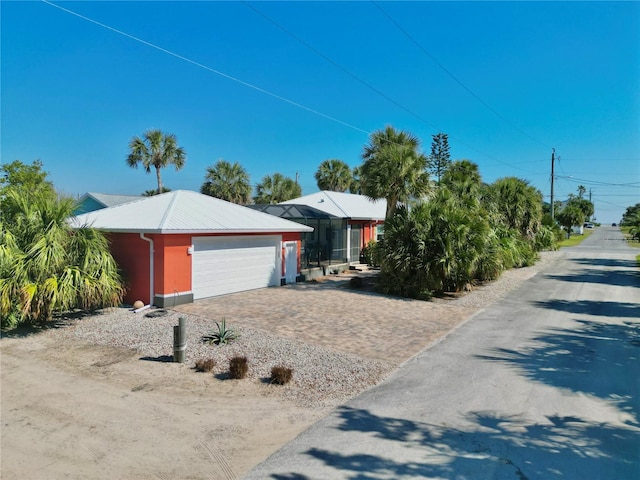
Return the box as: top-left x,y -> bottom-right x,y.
203,318 -> 239,345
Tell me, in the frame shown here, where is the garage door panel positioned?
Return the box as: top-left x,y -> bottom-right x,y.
192,236 -> 281,299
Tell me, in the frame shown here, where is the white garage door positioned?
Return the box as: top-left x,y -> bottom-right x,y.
192,235 -> 281,299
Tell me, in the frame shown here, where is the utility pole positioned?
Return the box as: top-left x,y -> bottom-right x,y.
550,148 -> 555,220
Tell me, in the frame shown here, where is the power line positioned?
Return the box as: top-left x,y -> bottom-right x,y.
371,0 -> 553,150
45,0 -> 541,176
242,1 -> 540,174
555,175 -> 640,187
42,0 -> 370,136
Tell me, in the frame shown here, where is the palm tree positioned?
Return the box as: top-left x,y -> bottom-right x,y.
254,173 -> 301,204
314,159 -> 353,192
360,126 -> 430,219
126,129 -> 186,195
143,187 -> 171,197
489,177 -> 543,240
577,185 -> 587,199
201,160 -> 252,204
441,159 -> 483,201
0,189 -> 124,328
350,166 -> 363,194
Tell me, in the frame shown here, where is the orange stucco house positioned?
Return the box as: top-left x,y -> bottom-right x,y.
71,190 -> 312,307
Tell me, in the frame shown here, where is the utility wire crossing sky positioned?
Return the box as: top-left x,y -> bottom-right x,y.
2,1 -> 639,223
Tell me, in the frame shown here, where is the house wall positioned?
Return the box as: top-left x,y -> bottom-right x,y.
107,233 -> 152,305
108,231 -> 304,307
349,220 -> 383,248
153,234 -> 193,306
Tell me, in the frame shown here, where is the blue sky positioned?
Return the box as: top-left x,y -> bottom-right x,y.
2,1 -> 639,223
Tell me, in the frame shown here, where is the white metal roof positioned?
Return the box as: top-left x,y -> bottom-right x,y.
281,191 -> 386,221
70,190 -> 313,234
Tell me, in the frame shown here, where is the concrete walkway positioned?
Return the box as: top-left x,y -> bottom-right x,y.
244,226 -> 640,479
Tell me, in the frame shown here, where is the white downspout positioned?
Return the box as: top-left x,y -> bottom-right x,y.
140,233 -> 154,306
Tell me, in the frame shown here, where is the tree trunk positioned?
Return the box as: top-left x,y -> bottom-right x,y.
155,167 -> 163,194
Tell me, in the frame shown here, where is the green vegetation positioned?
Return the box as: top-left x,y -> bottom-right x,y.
1,161 -> 124,330
357,128 -> 558,300
360,126 -> 430,219
621,227 -> 640,248
254,172 -> 302,204
203,318 -> 239,345
201,160 -> 252,204
428,133 -> 451,184
621,203 -> 640,243
126,129 -> 186,196
314,159 -> 353,192
557,229 -> 593,248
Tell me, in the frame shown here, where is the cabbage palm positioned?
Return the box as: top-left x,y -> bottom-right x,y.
201,160 -> 252,204
0,190 -> 124,328
254,173 -> 301,204
489,177 -> 543,240
360,126 -> 430,219
314,159 -> 353,192
126,129 -> 186,195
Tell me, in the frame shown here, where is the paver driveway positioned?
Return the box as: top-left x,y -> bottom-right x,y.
174,270 -> 479,366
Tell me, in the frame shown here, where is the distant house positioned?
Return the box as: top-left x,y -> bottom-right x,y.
74,192 -> 141,215
249,191 -> 385,270
70,190 -> 312,307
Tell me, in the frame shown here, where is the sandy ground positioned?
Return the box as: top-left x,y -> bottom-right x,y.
0,261 -> 553,480
1,334 -> 328,480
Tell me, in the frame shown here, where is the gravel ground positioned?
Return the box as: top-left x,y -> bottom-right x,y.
50,250 -> 563,408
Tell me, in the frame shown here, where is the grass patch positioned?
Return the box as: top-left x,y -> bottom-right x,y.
557,229 -> 593,248
621,226 -> 640,248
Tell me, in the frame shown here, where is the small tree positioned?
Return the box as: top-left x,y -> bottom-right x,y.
429,133 -> 451,184
557,204 -> 585,238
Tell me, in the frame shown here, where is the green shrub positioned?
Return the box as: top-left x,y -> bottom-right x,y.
361,240 -> 380,267
270,365 -> 293,385
203,318 -> 239,345
195,358 -> 216,373
229,356 -> 248,379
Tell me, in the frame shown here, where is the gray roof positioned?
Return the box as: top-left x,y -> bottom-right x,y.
70,190 -> 313,234
247,203 -> 338,219
79,192 -> 141,208
281,191 -> 386,220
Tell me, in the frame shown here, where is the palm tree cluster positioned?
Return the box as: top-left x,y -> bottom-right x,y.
352,126 -> 555,299
621,203 -> 640,241
0,162 -> 124,329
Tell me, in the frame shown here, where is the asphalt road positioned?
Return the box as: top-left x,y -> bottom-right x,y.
245,226 -> 640,480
